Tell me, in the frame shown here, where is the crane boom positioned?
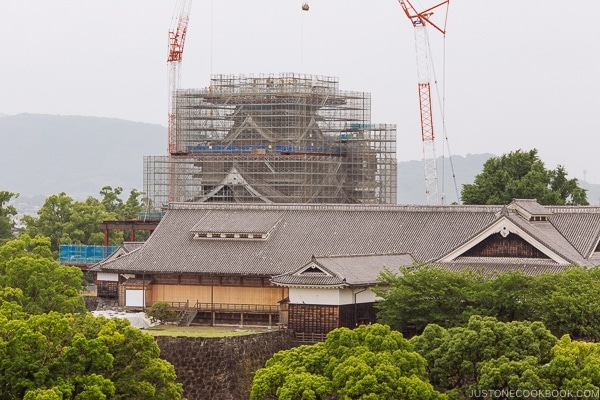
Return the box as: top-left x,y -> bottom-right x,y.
168,0 -> 192,154
398,0 -> 449,205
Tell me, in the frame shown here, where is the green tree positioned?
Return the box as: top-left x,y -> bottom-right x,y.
0,309 -> 183,399
476,270 -> 535,323
374,265 -> 486,336
544,335 -> 600,393
122,189 -> 146,219
23,192 -> 125,255
23,188 -> 149,255
22,192 -> 76,254
0,235 -> 86,314
411,316 -> 557,398
375,265 -> 600,341
145,302 -> 178,325
461,149 -> 588,205
251,323 -> 446,400
0,191 -> 18,243
529,267 -> 600,341
99,186 -> 124,215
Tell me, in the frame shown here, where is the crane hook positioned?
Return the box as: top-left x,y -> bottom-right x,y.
302,2 -> 309,11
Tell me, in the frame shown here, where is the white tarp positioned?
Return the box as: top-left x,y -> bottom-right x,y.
92,310 -> 156,329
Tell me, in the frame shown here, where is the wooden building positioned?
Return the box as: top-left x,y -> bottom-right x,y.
92,199 -> 600,333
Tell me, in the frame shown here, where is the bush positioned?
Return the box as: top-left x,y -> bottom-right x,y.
145,302 -> 178,324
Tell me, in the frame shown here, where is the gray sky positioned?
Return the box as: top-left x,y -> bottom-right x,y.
2,1 -> 599,184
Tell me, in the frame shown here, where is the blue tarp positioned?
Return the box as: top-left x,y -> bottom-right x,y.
59,244 -> 119,265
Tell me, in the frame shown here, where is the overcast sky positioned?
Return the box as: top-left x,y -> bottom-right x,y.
2,1 -> 599,184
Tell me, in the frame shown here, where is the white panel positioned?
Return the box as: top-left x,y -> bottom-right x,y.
126,289 -> 145,307
290,287 -> 381,306
340,288 -> 379,305
97,272 -> 119,282
289,288 -> 341,305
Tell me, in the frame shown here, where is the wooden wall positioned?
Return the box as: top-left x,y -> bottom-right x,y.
464,232 -> 549,258
287,302 -> 378,335
288,304 -> 340,334
149,283 -> 287,306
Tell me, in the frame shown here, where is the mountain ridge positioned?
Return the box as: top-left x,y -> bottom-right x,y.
2,113 -> 598,208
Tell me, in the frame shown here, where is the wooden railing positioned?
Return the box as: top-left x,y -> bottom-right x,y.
152,301 -> 279,314
193,302 -> 279,313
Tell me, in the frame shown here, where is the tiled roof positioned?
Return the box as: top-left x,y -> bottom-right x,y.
190,210 -> 282,234
510,199 -> 553,217
504,211 -> 591,265
271,254 -> 414,287
93,200 -> 600,277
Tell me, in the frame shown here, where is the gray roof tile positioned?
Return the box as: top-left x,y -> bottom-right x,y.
93,202 -> 600,277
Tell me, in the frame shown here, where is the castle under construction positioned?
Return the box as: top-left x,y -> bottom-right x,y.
144,73 -> 397,206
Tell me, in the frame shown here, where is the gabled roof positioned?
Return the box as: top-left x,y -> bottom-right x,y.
92,200 -> 600,277
271,254 -> 414,288
95,242 -> 144,265
509,199 -> 553,220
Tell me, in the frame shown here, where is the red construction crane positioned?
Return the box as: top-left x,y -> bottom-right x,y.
168,0 -> 192,154
398,0 -> 449,205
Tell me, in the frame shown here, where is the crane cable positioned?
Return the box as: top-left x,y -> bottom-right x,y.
426,27 -> 461,205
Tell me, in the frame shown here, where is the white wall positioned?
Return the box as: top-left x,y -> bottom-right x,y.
289,287 -> 380,306
97,272 -> 119,282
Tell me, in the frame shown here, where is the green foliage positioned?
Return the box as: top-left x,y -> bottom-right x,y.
0,310 -> 183,399
411,316 -> 557,397
376,265 -> 600,341
0,235 -> 86,314
145,302 -> 178,325
22,192 -> 76,254
411,316 -> 600,397
0,191 -> 18,243
528,268 -> 600,340
545,335 -> 600,392
374,265 -> 488,336
461,149 -> 588,205
251,323 -> 446,400
22,187 -> 149,255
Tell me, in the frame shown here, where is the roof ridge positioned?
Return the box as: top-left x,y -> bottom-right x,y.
168,202 -> 500,213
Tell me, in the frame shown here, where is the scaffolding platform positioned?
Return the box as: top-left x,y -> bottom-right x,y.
145,73 -> 397,206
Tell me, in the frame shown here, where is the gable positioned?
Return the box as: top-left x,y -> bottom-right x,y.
438,217 -> 569,264
463,232 -> 549,259
295,262 -> 332,277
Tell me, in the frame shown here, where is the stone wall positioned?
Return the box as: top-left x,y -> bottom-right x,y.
155,330 -> 296,400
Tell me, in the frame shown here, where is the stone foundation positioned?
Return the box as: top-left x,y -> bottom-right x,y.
155,330 -> 295,400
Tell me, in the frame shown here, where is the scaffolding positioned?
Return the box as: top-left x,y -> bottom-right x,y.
145,73 -> 397,206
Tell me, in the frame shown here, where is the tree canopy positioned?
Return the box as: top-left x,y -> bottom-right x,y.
461,149 -> 588,205
0,191 -> 18,243
23,186 -> 148,255
0,235 -> 86,315
251,323 -> 446,400
375,265 -> 600,341
411,316 -> 600,398
0,310 -> 183,399
0,236 -> 183,399
254,318 -> 600,399
411,316 -> 558,398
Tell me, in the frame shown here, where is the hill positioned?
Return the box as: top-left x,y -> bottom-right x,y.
2,113 -> 598,209
0,113 -> 166,199
399,154 -> 600,206
397,153 -> 494,205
